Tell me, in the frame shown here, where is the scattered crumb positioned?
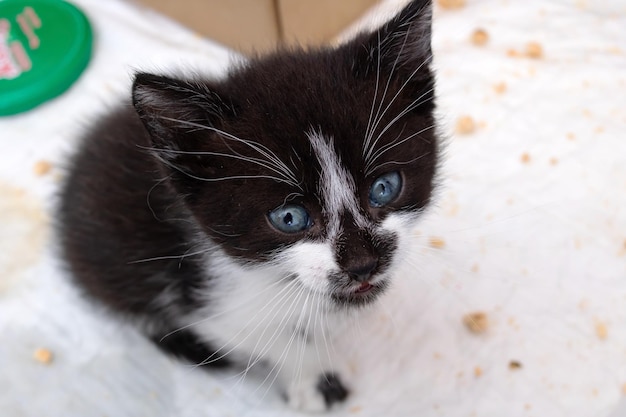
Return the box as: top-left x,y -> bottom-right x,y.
507,316 -> 520,331
595,126 -> 605,134
508,360 -> 523,370
474,366 -> 483,377
549,157 -> 559,166
33,348 -> 53,364
520,153 -> 531,164
595,321 -> 608,340
437,0 -> 466,9
470,29 -> 489,46
574,237 -> 583,249
621,382 -> 626,395
592,388 -> 599,396
493,82 -> 507,94
429,236 -> 446,249
433,352 -> 442,359
506,48 -> 521,58
566,132 -> 576,141
578,298 -> 590,311
463,311 -> 489,334
349,406 -> 363,413
33,160 -> 52,176
455,115 -> 476,135
524,403 -> 532,410
525,42 -> 543,59
470,263 -> 480,273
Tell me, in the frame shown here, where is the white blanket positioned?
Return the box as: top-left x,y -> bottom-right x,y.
1,0 -> 625,416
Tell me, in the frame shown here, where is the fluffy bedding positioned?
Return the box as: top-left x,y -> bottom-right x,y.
1,0 -> 625,416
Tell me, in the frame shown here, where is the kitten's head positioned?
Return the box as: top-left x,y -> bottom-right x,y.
133,0 -> 437,308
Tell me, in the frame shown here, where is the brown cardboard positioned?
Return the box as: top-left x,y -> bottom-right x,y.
137,0 -> 379,54
277,0 -> 379,46
137,0 -> 280,53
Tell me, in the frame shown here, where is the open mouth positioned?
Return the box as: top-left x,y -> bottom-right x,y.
331,281 -> 388,307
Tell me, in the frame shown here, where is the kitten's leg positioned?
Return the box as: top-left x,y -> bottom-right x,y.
267,332 -> 349,411
151,328 -> 232,369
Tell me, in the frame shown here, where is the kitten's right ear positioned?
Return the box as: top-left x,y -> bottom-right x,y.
352,0 -> 433,80
132,72 -> 231,155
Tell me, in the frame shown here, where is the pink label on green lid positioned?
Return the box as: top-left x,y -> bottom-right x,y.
0,0 -> 93,115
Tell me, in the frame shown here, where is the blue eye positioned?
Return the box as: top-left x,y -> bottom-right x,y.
369,172 -> 402,208
268,204 -> 311,233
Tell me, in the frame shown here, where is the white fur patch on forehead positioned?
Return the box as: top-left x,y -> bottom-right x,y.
306,129 -> 367,234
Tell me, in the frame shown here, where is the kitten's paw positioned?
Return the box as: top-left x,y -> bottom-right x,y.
286,372 -> 349,412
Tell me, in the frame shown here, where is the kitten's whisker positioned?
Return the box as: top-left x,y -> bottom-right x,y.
160,117 -> 301,188
364,124 -> 436,175
143,145 -> 299,188
145,175 -> 171,222
194,280 -> 302,366
156,154 -> 294,185
364,153 -> 429,176
160,273 -> 296,348
363,31 -> 383,158
363,23 -> 422,157
255,286 -> 308,399
365,87 -> 434,165
363,54 -> 433,164
363,18 -> 414,157
128,246 -> 211,264
232,281 -> 306,391
240,281 -> 309,377
364,89 -> 434,170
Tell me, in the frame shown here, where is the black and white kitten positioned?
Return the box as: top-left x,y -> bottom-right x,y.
58,0 -> 438,411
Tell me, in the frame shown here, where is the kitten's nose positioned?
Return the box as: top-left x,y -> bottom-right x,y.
347,260 -> 378,283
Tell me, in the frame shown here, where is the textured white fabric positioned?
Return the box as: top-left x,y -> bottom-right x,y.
1,0 -> 625,416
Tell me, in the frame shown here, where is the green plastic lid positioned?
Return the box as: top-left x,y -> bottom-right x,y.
0,0 -> 92,116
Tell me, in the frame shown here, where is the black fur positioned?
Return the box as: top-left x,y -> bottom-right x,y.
58,0 -> 436,407
317,373 -> 349,407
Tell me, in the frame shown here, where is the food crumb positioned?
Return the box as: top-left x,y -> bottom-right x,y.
525,41 -> 544,59
566,132 -> 576,141
621,382 -> 626,395
349,406 -> 363,413
437,0 -> 466,9
508,360 -> 523,370
470,263 -> 479,273
595,321 -> 608,340
474,366 -> 483,377
455,115 -> 476,135
463,311 -> 489,334
520,153 -> 531,164
429,236 -> 446,249
524,403 -> 532,410
33,160 -> 53,176
549,157 -> 559,166
33,348 -> 53,364
470,29 -> 489,46
506,48 -> 521,58
493,82 -> 507,94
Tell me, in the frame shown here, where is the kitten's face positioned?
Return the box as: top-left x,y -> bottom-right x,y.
133,1 -> 436,308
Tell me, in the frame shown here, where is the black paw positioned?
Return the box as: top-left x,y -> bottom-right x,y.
316,372 -> 349,408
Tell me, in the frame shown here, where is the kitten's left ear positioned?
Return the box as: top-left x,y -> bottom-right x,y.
132,72 -> 232,157
353,0 -> 433,78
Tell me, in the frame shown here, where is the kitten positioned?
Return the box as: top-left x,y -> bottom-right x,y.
58,0 -> 438,411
